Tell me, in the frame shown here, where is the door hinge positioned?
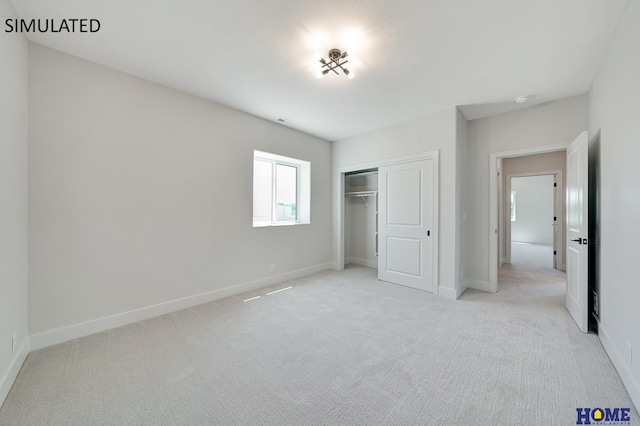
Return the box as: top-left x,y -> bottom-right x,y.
554,250 -> 557,255
554,216 -> 556,221
427,230 -> 430,236
554,182 -> 557,187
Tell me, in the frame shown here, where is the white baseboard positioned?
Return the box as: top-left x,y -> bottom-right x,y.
30,263 -> 334,351
499,257 -> 506,269
463,279 -> 491,293
327,262 -> 340,271
0,337 -> 30,407
345,257 -> 377,269
599,324 -> 640,412
455,279 -> 491,300
438,286 -> 458,300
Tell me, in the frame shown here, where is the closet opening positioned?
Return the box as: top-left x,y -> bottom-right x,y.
344,169 -> 378,269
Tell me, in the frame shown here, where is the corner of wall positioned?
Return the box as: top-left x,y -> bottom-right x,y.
0,337 -> 30,407
599,325 -> 640,411
455,106 -> 470,298
0,0 -> 30,409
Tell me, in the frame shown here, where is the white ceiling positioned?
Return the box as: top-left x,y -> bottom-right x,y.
12,0 -> 628,141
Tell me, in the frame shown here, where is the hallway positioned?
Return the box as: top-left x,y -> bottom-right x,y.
500,242 -> 565,291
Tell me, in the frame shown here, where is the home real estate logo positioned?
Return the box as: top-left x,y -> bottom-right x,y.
576,407 -> 632,425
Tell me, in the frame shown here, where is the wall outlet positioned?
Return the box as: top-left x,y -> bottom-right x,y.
12,331 -> 16,352
269,264 -> 275,273
627,342 -> 632,365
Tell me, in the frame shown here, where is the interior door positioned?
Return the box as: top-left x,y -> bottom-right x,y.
553,174 -> 558,269
566,131 -> 589,333
378,159 -> 434,292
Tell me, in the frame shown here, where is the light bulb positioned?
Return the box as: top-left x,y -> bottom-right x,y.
348,71 -> 355,79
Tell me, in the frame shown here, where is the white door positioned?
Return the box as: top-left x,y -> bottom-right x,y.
553,175 -> 558,269
566,131 -> 589,333
378,159 -> 434,292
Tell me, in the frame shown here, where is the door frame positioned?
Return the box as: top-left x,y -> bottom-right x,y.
337,150 -> 439,291
505,170 -> 564,270
489,143 -> 569,293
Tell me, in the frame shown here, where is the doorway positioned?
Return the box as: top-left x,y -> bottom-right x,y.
489,132 -> 590,334
506,172 -> 562,273
489,145 -> 569,292
344,169 -> 378,269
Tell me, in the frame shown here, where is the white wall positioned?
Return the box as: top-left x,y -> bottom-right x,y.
466,94 -> 588,287
502,151 -> 566,174
0,0 -> 29,404
28,44 -> 332,347
332,107 -> 460,298
588,0 -> 640,408
510,175 -> 554,244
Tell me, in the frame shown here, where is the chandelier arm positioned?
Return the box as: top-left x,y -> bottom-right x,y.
324,61 -> 340,75
336,59 -> 349,72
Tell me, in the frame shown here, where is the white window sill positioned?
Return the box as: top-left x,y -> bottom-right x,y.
253,221 -> 309,228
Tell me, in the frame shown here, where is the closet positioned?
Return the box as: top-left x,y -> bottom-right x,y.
344,169 -> 378,268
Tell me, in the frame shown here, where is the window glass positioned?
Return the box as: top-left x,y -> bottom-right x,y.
276,164 -> 297,221
510,190 -> 516,221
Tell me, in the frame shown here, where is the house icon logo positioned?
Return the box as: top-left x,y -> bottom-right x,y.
576,407 -> 631,425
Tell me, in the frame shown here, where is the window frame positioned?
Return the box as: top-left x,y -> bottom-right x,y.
253,150 -> 310,228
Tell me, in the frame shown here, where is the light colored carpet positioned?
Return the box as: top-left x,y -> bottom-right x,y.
501,243 -> 566,291
509,242 -> 556,272
1,264 -> 637,425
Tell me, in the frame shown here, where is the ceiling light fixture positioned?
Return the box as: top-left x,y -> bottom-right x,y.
514,95 -> 530,104
317,48 -> 355,79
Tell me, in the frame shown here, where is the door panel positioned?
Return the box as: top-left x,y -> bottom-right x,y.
387,237 -> 422,276
378,159 -> 434,292
566,131 -> 589,333
387,169 -> 422,225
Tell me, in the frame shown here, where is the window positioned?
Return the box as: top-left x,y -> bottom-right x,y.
253,150 -> 310,227
510,190 -> 516,221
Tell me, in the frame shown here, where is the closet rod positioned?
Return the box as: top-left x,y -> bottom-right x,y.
344,191 -> 377,197
345,191 -> 377,208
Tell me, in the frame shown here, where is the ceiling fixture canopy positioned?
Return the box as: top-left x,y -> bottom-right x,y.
514,95 -> 530,104
317,49 -> 354,79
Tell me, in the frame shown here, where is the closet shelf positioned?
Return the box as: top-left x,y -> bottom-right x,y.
345,190 -> 377,208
